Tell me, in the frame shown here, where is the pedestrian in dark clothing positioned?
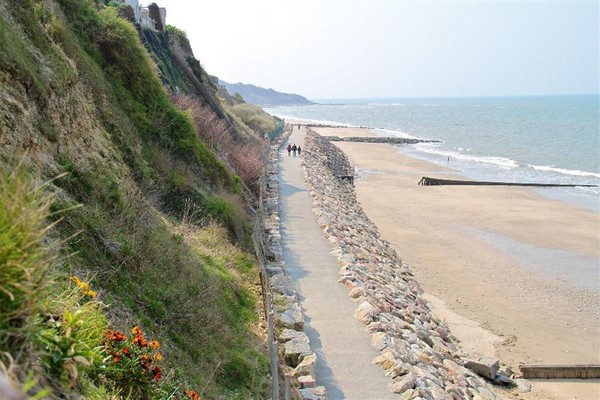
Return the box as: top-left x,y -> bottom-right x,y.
292,144 -> 297,157
297,146 -> 302,156
287,144 -> 292,156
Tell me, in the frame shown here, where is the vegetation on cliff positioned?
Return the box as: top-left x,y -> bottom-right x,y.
0,0 -> 278,398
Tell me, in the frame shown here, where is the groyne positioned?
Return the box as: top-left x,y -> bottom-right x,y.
301,130 -> 501,399
327,136 -> 440,145
418,177 -> 598,188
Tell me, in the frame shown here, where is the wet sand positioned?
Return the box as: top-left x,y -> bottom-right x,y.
312,126 -> 600,400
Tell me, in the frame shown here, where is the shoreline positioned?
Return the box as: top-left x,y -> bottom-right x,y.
307,125 -> 600,399
281,117 -> 600,213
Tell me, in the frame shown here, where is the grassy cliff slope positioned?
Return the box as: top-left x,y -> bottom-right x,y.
0,0 -> 272,398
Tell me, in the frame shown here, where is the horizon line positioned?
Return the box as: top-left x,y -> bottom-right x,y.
308,93 -> 600,101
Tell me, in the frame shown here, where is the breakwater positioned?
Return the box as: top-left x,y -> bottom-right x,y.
326,136 -> 439,145
301,130 -> 501,399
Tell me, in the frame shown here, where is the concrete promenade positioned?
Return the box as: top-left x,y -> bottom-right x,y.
279,126 -> 396,399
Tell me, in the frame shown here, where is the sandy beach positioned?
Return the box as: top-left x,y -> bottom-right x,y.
310,126 -> 600,399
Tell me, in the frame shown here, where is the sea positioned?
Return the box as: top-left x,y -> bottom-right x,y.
265,95 -> 600,211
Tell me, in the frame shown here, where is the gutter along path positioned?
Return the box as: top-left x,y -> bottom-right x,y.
279,126 -> 397,400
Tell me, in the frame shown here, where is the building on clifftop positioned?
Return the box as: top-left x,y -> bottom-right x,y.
121,0 -> 166,32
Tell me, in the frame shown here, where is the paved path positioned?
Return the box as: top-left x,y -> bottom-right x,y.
279,126 -> 397,400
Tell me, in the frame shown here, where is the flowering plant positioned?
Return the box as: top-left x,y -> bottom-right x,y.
101,325 -> 164,397
70,276 -> 96,298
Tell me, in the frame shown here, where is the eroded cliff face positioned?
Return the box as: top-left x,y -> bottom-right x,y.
0,67 -> 128,182
0,1 -> 269,397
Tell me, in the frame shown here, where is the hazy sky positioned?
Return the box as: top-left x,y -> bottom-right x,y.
149,1 -> 599,99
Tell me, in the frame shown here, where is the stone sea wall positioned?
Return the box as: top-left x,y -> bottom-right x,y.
301,130 -> 500,400
259,127 -> 327,399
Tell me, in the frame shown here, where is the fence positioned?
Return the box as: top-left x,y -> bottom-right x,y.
253,124 -> 300,400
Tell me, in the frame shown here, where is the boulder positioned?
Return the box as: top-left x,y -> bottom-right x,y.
277,303 -> 304,330
284,335 -> 312,367
355,301 -> 377,324
293,353 -> 317,378
278,328 -> 303,342
464,357 -> 500,380
385,362 -> 410,379
297,375 -> 316,389
372,332 -> 390,351
391,372 -> 416,394
299,386 -> 327,400
390,372 -> 417,394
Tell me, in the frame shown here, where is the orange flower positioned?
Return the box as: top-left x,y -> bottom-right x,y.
131,326 -> 143,336
133,335 -> 147,348
149,340 -> 160,349
184,389 -> 200,400
154,351 -> 163,361
105,329 -> 126,342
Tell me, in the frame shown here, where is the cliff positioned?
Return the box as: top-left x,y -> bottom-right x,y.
220,80 -> 314,106
0,0 -> 276,398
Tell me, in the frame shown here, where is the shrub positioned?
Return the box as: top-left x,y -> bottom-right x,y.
172,94 -> 267,195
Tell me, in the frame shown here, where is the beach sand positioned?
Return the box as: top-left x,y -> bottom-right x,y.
312,126 -> 600,399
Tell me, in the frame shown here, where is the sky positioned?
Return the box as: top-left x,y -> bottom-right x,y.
147,1 -> 599,99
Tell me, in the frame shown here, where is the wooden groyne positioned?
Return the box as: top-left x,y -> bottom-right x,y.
326,136 -> 439,144
418,177 -> 598,188
520,364 -> 600,379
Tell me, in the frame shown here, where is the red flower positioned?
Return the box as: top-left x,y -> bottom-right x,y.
152,366 -> 162,382
110,351 -> 120,363
140,355 -> 152,370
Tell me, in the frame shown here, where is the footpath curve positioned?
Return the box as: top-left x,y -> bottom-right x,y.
279,126 -> 397,399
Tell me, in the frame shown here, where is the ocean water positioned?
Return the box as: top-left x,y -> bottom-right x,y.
265,95 -> 600,210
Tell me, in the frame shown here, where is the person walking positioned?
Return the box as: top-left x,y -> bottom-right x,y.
297,146 -> 302,156
292,144 -> 297,157
287,144 -> 292,156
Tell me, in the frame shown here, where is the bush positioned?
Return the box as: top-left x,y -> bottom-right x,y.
173,94 -> 267,195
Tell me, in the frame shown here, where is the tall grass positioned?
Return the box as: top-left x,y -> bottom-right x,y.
0,167 -> 52,357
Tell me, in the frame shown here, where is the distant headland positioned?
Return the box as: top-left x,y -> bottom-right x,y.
219,80 -> 313,106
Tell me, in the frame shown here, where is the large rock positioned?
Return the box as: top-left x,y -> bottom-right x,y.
277,303 -> 304,330
464,357 -> 500,380
299,386 -> 327,400
391,371 -> 416,394
355,300 -> 377,324
270,274 -> 296,296
278,328 -> 304,342
284,335 -> 312,367
297,375 -> 316,389
293,353 -> 317,378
